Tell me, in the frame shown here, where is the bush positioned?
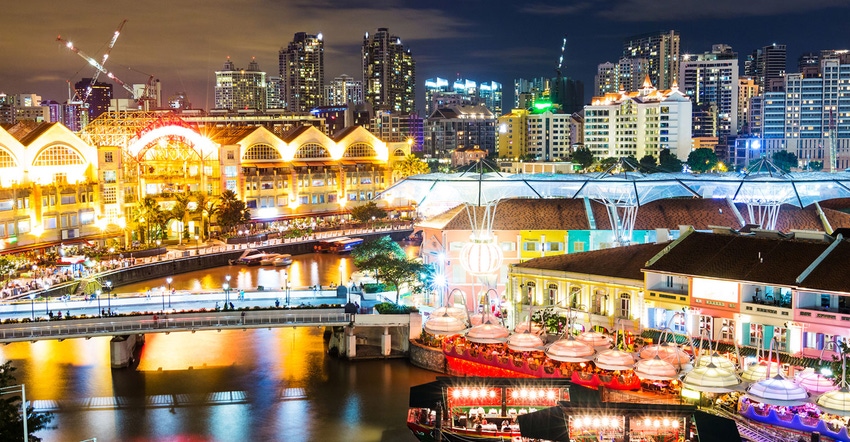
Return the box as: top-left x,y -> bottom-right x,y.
374,302 -> 417,314
363,283 -> 397,293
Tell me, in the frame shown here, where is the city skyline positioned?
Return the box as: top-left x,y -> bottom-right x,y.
1,0 -> 848,112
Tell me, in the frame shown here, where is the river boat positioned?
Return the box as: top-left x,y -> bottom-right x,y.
260,254 -> 283,265
272,254 -> 293,266
314,236 -> 350,253
407,376 -> 740,442
329,237 -> 363,253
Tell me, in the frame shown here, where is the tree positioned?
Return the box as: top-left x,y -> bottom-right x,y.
658,149 -> 682,173
352,235 -> 405,264
135,197 -> 168,245
809,160 -> 824,171
639,154 -> 657,172
772,151 -> 798,172
352,236 -> 426,303
215,190 -> 251,234
687,148 -> 719,173
170,192 -> 192,243
192,192 -> 217,241
571,147 -> 594,171
596,157 -> 618,171
0,361 -> 53,441
393,154 -> 430,179
349,201 -> 387,223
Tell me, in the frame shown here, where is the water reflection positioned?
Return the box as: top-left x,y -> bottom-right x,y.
2,327 -> 436,441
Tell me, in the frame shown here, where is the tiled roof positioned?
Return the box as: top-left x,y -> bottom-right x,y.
822,207 -> 850,231
634,198 -> 741,230
817,198 -> 850,211
417,205 -> 465,229
331,126 -> 359,141
644,231 -> 832,286
14,122 -> 55,145
799,240 -> 850,292
281,125 -> 313,142
516,242 -> 670,281
433,199 -> 595,231
770,204 -> 824,232
207,126 -> 260,145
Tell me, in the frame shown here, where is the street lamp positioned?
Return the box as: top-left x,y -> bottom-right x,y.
195,234 -> 200,254
105,280 -> 113,315
339,261 -> 344,287
0,384 -> 28,442
96,289 -> 102,317
283,271 -> 290,306
28,294 -> 35,320
166,277 -> 173,308
224,274 -> 232,306
160,286 -> 165,313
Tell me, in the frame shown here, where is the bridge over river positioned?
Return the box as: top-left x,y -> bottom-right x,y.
0,308 -> 420,367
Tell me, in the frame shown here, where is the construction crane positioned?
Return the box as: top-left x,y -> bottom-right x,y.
82,19 -> 127,102
550,34 -> 568,109
555,34 -> 567,78
57,20 -> 137,101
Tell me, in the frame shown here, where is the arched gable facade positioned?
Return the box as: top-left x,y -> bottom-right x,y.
23,124 -> 96,185
335,127 -> 388,161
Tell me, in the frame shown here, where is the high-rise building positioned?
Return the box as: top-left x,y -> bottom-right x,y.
324,74 -> 363,106
744,43 -> 786,90
74,79 -> 113,121
478,81 -> 503,117
594,58 -> 649,95
371,110 -> 424,151
423,105 -> 495,157
751,57 -> 850,171
737,77 -> 759,134
679,44 -> 739,136
595,62 -> 618,96
623,30 -> 680,90
362,28 -> 415,113
266,76 -> 283,109
214,58 -> 267,111
497,106 -> 573,161
279,32 -> 325,112
425,77 -> 502,116
584,78 -> 692,161
514,77 -> 549,109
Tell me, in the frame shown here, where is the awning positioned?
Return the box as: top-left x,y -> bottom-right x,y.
692,410 -> 741,440
517,406 -> 570,441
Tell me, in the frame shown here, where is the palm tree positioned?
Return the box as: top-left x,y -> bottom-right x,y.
170,192 -> 192,244
215,190 -> 251,234
135,197 -> 166,245
192,191 -> 217,241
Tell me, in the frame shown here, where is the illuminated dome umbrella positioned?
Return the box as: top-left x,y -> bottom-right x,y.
635,355 -> 679,381
577,330 -> 613,350
817,342 -> 850,416
639,342 -> 692,372
594,349 -> 637,371
741,361 -> 782,383
507,304 -> 545,352
694,352 -> 736,372
465,322 -> 510,344
745,337 -> 810,406
424,288 -> 470,336
545,335 -> 596,363
682,362 -> 742,393
469,289 -> 503,326
514,321 -> 543,335
795,368 -> 837,395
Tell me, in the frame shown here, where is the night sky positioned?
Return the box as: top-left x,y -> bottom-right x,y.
1,0 -> 847,113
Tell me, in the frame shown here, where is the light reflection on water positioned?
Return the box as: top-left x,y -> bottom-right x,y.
1,247 -> 434,441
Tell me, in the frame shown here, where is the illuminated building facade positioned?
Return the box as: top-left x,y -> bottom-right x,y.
679,44 -> 739,137
745,43 -> 786,90
497,107 -> 574,161
0,111 -> 409,250
323,74 -> 363,106
623,30 -> 680,91
362,28 -> 415,113
214,58 -> 267,111
370,110 -> 424,152
279,32 -> 325,112
423,105 -> 495,157
583,78 -> 692,160
737,77 -> 759,135
74,79 -> 113,121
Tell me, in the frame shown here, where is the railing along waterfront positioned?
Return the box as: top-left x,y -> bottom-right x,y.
0,309 -> 353,342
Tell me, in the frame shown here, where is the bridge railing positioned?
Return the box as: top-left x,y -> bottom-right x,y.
0,310 -> 353,342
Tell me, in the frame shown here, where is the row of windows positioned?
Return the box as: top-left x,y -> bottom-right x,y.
42,192 -> 95,207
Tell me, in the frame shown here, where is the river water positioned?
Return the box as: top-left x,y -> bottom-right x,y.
0,251 -> 438,442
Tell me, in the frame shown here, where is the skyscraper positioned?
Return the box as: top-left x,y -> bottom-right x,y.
324,74 -> 363,106
362,28 -> 415,114
74,78 -> 113,121
279,32 -> 325,113
214,58 -> 267,111
623,30 -> 680,90
679,44 -> 739,136
744,43 -> 786,90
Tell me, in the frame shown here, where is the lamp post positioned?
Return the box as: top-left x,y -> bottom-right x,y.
283,271 -> 290,306
160,286 -> 165,313
195,234 -> 200,255
339,261 -> 344,287
28,294 -> 35,320
105,280 -> 112,315
0,384 -> 28,442
224,274 -> 232,306
166,277 -> 173,308
96,289 -> 102,317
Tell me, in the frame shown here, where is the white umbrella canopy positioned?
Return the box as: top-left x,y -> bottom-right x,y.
594,349 -> 636,371
682,362 -> 742,393
795,368 -> 838,394
431,305 -> 469,323
694,352 -> 737,372
741,361 -> 782,383
746,375 -> 810,406
514,321 -> 544,335
469,312 -> 502,326
635,356 -> 679,381
424,313 -> 467,336
466,322 -> 510,344
506,331 -> 545,352
817,387 -> 850,417
577,331 -> 613,350
545,336 -> 596,362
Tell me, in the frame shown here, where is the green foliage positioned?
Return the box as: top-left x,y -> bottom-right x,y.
352,236 -> 405,264
658,149 -> 682,173
809,160 -> 824,171
571,147 -> 594,171
596,157 -> 618,171
348,201 -> 387,223
393,154 -> 431,179
352,236 -> 426,303
772,150 -> 798,172
687,148 -> 719,173
374,302 -> 417,314
0,361 -> 54,441
215,190 -> 251,234
639,154 -> 657,172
